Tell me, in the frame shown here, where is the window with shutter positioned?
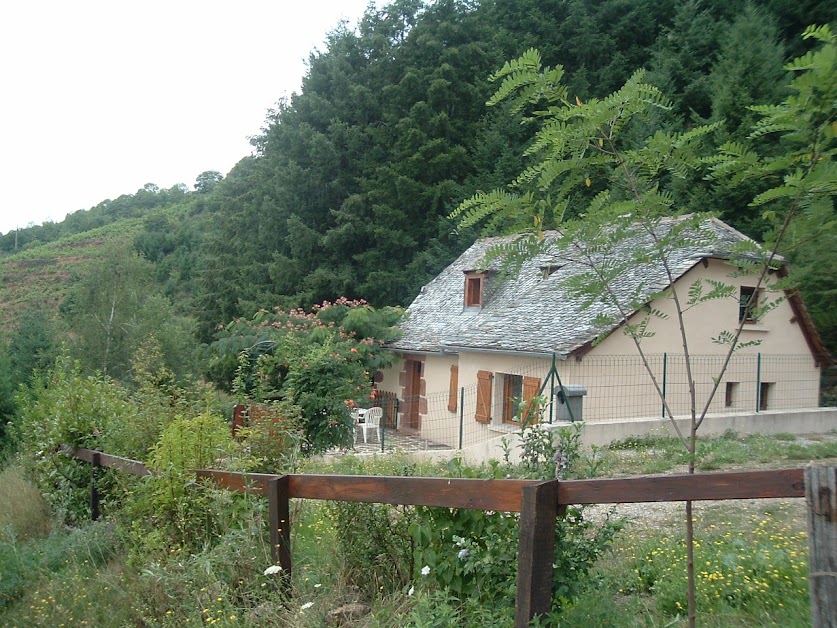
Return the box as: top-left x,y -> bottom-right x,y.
447,365 -> 459,412
475,370 -> 493,423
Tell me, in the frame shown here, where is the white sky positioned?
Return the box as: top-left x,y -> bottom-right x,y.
0,0 -> 375,236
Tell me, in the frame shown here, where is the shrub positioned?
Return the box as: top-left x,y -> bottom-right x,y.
14,354 -> 137,523
124,412 -> 243,552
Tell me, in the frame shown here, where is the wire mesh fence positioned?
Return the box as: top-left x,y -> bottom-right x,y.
370,353 -> 826,454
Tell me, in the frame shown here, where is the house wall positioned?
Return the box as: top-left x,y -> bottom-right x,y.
378,352 -> 462,446
584,258 -> 821,418
596,258 -> 812,356
381,259 -> 821,447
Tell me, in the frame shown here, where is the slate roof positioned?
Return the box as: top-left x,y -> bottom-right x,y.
391,217 -> 760,357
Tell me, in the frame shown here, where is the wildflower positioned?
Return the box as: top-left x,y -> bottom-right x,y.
458,549 -> 469,559
421,565 -> 431,576
264,565 -> 283,576
454,536 -> 466,547
408,586 -> 415,596
301,602 -> 314,610
314,583 -> 322,588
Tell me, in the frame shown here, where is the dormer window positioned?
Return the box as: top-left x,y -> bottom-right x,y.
464,271 -> 487,307
540,264 -> 564,279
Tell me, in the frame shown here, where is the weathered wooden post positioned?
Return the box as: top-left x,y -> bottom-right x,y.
806,465 -> 837,628
515,479 -> 560,627
267,476 -> 292,589
90,451 -> 101,521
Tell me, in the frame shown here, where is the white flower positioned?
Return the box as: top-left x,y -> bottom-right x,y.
421,565 -> 430,576
263,565 -> 283,576
458,549 -> 469,559
314,583 -> 322,588
453,536 -> 466,547
408,586 -> 415,596
300,602 -> 314,610
485,510 -> 495,516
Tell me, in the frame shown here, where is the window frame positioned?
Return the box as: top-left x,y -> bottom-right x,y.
464,271 -> 487,307
739,286 -> 760,324
725,381 -> 738,407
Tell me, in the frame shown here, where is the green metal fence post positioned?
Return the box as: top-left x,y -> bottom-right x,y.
756,352 -> 762,413
662,352 -> 668,418
459,387 -> 465,449
549,354 -> 556,424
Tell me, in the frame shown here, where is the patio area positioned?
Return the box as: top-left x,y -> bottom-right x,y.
336,427 -> 452,455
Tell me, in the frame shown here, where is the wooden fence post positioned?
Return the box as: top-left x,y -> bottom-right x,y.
90,452 -> 101,521
806,465 -> 837,628
515,479 -> 560,627
267,476 -> 292,589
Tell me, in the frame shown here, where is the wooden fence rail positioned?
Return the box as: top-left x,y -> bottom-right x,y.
59,446 -> 833,628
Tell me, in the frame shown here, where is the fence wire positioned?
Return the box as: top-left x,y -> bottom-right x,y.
372,353 -> 826,454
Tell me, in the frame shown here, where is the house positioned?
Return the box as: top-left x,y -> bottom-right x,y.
377,217 -> 830,449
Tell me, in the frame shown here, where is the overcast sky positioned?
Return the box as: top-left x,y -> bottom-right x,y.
0,0 -> 375,236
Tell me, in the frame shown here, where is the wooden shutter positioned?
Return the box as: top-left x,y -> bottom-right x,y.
521,376 -> 542,425
475,370 -> 493,423
447,365 -> 459,412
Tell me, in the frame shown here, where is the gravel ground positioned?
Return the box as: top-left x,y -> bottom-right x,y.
585,496 -> 807,529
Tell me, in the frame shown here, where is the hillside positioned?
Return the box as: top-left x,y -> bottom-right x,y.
0,0 -> 833,372
0,220 -> 144,332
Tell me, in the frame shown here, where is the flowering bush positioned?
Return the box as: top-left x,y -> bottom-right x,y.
209,299 -> 401,454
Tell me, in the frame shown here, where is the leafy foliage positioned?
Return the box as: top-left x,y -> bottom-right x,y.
410,429 -> 622,621
210,298 -> 401,453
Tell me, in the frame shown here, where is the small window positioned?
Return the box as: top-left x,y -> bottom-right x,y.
725,382 -> 738,407
464,272 -> 486,307
502,374 -> 523,424
540,265 -> 564,279
739,287 -> 760,323
759,382 -> 772,411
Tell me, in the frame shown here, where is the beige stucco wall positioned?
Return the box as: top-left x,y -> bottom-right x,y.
580,258 -> 820,419
596,258 -> 811,355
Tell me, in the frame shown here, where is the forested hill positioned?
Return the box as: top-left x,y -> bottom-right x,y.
1,0 -> 834,362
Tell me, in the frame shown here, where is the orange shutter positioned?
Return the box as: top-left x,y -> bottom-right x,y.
448,365 -> 459,413
475,370 -> 493,423
521,376 -> 542,425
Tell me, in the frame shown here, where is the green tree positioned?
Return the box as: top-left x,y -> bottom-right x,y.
62,247 -> 198,381
451,26 -> 836,625
709,4 -> 788,139
194,170 -> 223,194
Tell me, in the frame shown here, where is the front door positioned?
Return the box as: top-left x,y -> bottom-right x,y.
404,359 -> 422,431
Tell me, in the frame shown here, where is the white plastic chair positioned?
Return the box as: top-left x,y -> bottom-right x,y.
357,406 -> 383,444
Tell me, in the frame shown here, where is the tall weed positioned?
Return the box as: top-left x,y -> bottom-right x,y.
0,463 -> 50,543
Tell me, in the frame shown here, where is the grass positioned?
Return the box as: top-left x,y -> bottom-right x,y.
1,432 -> 834,626
593,430 -> 837,476
0,463 -> 51,543
562,501 -> 811,627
